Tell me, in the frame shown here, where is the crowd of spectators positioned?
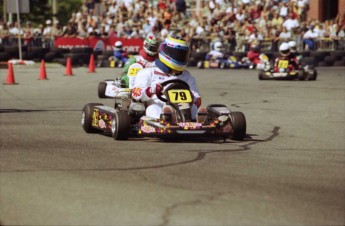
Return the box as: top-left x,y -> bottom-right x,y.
0,0 -> 344,52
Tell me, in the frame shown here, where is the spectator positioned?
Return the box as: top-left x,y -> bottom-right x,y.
175,0 -> 187,19
303,25 -> 318,50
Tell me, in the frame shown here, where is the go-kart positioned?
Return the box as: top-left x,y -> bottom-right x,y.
98,63 -> 144,99
240,53 -> 270,70
258,58 -> 317,81
82,79 -> 246,141
197,56 -> 242,69
109,56 -> 126,68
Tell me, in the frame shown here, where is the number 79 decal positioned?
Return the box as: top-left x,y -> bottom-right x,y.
167,90 -> 193,103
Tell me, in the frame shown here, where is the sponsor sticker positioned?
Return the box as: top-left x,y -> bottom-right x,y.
132,88 -> 142,97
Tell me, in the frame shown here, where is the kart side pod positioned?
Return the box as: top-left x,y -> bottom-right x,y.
206,104 -> 231,119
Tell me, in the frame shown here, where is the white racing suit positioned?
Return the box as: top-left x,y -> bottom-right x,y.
132,66 -> 201,120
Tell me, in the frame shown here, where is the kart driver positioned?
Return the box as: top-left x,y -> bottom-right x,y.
274,42 -> 299,72
247,43 -> 261,67
131,36 -> 203,121
205,41 -> 226,60
288,40 -> 302,63
109,41 -> 128,66
120,34 -> 160,88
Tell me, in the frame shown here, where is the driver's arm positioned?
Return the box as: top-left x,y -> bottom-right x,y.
132,69 -> 162,102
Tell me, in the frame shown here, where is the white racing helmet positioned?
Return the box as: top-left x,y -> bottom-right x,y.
279,42 -> 290,56
114,41 -> 123,51
288,41 -> 297,52
214,41 -> 223,51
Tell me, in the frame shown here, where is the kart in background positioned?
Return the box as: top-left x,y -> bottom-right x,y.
82,78 -> 247,141
258,58 -> 317,81
240,53 -> 271,70
196,56 -> 243,69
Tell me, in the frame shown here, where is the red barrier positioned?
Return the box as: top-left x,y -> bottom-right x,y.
54,37 -> 143,52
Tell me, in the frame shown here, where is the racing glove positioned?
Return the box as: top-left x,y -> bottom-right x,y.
145,83 -> 163,97
195,97 -> 202,108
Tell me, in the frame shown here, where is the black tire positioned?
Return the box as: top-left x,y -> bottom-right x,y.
301,57 -> 316,66
111,110 -> 130,140
82,103 -> 104,133
332,60 -> 345,66
98,82 -> 107,98
307,70 -> 317,80
298,70 -> 307,80
330,51 -> 344,59
229,111 -> 246,141
324,56 -> 337,64
258,71 -> 264,80
317,61 -> 331,67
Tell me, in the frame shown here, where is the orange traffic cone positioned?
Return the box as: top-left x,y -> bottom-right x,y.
88,54 -> 96,73
38,60 -> 48,80
3,62 -> 17,85
64,57 -> 74,76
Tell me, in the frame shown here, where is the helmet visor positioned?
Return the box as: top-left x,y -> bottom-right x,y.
145,43 -> 158,52
162,44 -> 190,64
281,49 -> 290,55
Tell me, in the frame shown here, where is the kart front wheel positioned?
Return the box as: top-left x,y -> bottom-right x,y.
229,111 -> 246,140
82,103 -> 104,133
111,110 -> 130,140
98,82 -> 107,98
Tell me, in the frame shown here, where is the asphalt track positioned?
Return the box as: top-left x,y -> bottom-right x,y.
0,64 -> 344,226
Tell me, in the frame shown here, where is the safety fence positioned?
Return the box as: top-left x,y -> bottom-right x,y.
1,36 -> 344,52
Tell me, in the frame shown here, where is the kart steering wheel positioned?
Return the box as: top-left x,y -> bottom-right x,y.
156,79 -> 191,103
156,79 -> 193,123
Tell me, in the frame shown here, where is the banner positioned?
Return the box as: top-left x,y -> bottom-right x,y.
54,37 -> 143,52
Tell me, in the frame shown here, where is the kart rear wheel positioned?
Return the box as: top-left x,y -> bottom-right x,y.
298,70 -> 307,80
111,110 -> 130,140
229,111 -> 246,140
307,70 -> 317,80
82,103 -> 104,133
258,71 -> 264,80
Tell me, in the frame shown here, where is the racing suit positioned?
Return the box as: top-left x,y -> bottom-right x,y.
132,59 -> 201,120
274,54 -> 299,72
247,50 -> 261,65
121,49 -> 157,88
205,50 -> 225,60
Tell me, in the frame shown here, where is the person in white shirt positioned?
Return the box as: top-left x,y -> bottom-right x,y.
303,25 -> 319,50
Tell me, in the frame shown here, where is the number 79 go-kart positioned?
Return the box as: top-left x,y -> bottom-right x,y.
82,79 -> 246,141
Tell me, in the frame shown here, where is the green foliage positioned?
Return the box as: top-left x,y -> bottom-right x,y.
2,0 -> 82,26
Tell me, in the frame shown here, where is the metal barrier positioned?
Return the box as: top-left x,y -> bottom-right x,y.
1,36 -> 345,53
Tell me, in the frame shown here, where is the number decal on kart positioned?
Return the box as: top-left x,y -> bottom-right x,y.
128,67 -> 142,76
167,90 -> 192,103
278,60 -> 289,69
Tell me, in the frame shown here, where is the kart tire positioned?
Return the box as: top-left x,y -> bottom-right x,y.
258,71 -> 264,80
98,82 -> 107,98
82,103 -> 104,133
298,70 -> 307,80
111,110 -> 130,140
307,70 -> 317,81
229,111 -> 246,141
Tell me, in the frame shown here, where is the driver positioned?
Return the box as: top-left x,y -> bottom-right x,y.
274,42 -> 299,71
109,41 -> 128,66
288,40 -> 302,63
205,41 -> 226,60
120,34 -> 160,88
132,36 -> 203,121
